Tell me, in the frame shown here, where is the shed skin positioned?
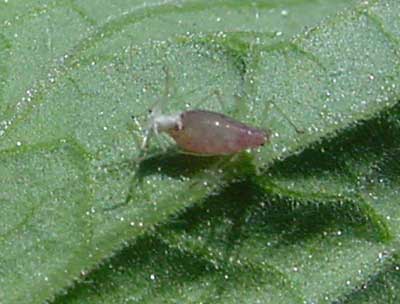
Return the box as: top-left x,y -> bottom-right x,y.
167,110 -> 269,155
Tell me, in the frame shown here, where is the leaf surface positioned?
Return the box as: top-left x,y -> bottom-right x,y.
1,0 -> 400,303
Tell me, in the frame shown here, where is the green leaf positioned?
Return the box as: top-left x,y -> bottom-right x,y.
155,64 -> 400,303
55,236 -> 304,304
0,140 -> 92,303
254,105 -> 400,303
341,255 -> 400,304
1,0 -> 400,303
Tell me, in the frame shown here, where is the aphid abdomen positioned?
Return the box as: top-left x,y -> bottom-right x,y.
167,110 -> 269,155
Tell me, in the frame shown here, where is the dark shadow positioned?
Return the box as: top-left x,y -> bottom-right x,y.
340,254 -> 400,304
162,176 -> 386,255
52,236 -> 217,304
135,147 -> 225,181
53,232 -> 289,304
103,148 -> 255,211
268,102 -> 400,182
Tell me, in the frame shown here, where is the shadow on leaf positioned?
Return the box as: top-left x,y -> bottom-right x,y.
161,176 -> 387,257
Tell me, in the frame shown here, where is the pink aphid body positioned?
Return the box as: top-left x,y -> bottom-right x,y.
168,110 -> 268,155
143,108 -> 269,155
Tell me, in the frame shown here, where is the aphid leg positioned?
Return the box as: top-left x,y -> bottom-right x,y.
130,114 -> 153,162
268,100 -> 304,134
129,115 -> 144,148
137,118 -> 168,157
140,128 -> 151,151
232,92 -> 249,117
152,122 -> 169,152
160,66 -> 229,114
187,153 -> 252,191
211,89 -> 224,111
209,90 -> 243,116
191,89 -> 226,111
215,90 -> 250,119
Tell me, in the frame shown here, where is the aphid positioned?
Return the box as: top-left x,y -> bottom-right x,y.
136,67 -> 270,156
141,108 -> 269,156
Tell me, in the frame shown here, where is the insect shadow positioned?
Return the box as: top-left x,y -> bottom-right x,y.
135,148 -> 225,181
104,148 -> 254,212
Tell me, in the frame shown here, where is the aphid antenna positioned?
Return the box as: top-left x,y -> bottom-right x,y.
127,74 -> 168,159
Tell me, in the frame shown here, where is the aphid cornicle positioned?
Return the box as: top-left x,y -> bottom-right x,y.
138,68 -> 270,156
141,105 -> 269,156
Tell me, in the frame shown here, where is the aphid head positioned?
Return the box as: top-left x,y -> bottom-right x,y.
138,101 -> 183,151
